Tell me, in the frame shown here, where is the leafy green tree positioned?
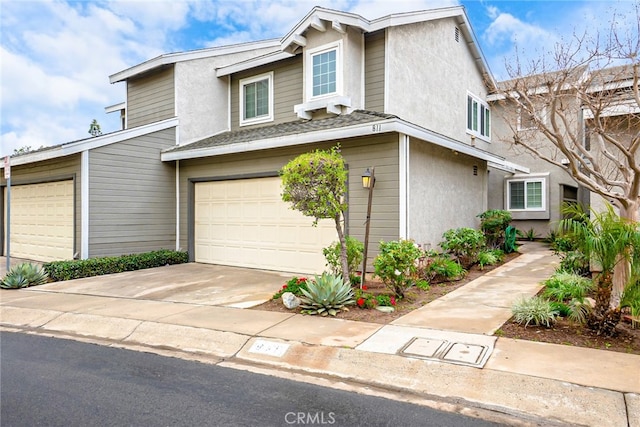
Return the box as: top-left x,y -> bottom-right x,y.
560,204 -> 640,336
281,146 -> 350,282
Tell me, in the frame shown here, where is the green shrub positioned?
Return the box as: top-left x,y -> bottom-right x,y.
542,272 -> 593,301
477,249 -> 504,270
43,250 -> 189,281
512,296 -> 559,327
478,209 -> 512,248
549,299 -> 591,324
557,251 -> 590,276
622,280 -> 640,328
273,277 -> 310,299
440,228 -> 485,268
299,273 -> 355,316
517,228 -> 539,241
1,263 -> 49,289
323,236 -> 364,278
423,256 -> 466,283
503,226 -> 518,253
373,239 -> 422,298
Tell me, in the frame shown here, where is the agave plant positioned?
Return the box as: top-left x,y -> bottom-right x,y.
299,273 -> 355,316
0,263 -> 49,289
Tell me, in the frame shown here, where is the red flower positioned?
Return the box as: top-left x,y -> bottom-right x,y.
357,298 -> 365,307
390,296 -> 396,306
297,278 -> 307,284
362,285 -> 368,290
282,284 -> 288,289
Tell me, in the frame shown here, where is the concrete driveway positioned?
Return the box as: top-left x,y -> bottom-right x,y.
16,263 -> 293,308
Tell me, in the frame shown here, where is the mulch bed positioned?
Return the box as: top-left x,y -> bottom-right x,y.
253,249 -> 640,355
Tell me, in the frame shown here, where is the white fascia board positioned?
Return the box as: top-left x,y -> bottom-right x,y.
109,39 -> 280,83
105,102 -> 125,113
216,51 -> 295,77
488,161 -> 530,174
6,118 -> 179,167
368,6 -> 462,31
281,8 -> 369,49
161,116 -> 526,174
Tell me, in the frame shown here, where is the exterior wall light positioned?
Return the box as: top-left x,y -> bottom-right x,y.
362,167 -> 376,188
361,167 -> 376,288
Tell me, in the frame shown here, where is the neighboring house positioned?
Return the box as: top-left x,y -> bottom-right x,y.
486,64 -> 639,236
1,6 -> 525,274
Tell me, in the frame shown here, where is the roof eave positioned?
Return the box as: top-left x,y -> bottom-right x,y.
160,117 -> 523,174
3,118 -> 179,168
109,39 -> 281,83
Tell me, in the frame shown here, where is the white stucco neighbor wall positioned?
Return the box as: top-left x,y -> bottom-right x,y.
175,47 -> 278,145
386,18 -> 488,146
409,138 -> 487,250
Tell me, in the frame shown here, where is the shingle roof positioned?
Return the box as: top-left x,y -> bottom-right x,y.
164,110 -> 397,153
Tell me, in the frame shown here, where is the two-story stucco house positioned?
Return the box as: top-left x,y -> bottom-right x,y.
1,6 -> 525,274
486,64 -> 639,236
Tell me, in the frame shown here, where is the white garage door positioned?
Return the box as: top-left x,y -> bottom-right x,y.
194,177 -> 337,274
3,180 -> 74,262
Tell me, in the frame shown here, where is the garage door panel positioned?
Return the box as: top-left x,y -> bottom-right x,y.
194,177 -> 336,274
4,180 -> 74,262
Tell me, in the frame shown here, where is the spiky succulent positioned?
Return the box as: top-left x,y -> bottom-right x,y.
0,263 -> 49,289
299,273 -> 355,316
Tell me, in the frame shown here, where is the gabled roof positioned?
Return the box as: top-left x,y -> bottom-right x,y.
217,6 -> 496,88
2,118 -> 178,167
161,110 -> 526,173
109,39 -> 280,83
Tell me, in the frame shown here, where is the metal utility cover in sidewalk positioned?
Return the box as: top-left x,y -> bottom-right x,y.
400,337 -> 490,368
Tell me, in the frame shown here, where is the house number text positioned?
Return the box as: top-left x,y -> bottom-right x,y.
372,124 -> 382,132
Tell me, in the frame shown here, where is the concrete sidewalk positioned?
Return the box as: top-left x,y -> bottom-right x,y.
1,243 -> 638,426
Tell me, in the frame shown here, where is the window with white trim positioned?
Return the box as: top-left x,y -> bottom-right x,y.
467,93 -> 490,139
307,42 -> 341,100
239,72 -> 273,126
508,178 -> 545,211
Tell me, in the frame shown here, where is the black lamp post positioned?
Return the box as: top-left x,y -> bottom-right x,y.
361,167 -> 375,288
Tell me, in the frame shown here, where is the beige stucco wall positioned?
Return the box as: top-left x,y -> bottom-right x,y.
488,98 -> 583,235
409,138 -> 487,249
386,18 -> 489,148
174,46 -> 279,145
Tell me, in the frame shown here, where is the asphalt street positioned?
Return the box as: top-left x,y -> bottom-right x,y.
0,331 -> 505,427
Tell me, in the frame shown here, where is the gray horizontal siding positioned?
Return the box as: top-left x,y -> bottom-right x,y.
177,134 -> 400,263
365,30 -> 385,112
89,127 -> 177,257
231,56 -> 302,131
127,67 -> 175,128
1,154 -> 82,259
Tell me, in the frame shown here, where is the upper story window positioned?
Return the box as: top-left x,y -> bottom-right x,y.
508,178 -> 545,211
307,42 -> 342,100
240,72 -> 273,126
467,93 -> 490,140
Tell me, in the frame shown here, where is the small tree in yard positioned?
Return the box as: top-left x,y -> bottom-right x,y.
281,146 -> 350,282
560,204 -> 639,336
495,5 -> 639,317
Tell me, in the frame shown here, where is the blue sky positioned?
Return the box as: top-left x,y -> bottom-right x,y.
1,0 -> 637,156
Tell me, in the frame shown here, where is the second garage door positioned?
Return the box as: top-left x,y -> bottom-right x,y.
3,180 -> 74,262
194,177 -> 337,274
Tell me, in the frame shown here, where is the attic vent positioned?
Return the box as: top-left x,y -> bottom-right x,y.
455,27 -> 460,42
473,165 -> 478,176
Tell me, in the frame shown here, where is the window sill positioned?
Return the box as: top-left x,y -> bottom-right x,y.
240,115 -> 273,127
509,210 -> 550,220
294,95 -> 351,119
465,131 -> 490,143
